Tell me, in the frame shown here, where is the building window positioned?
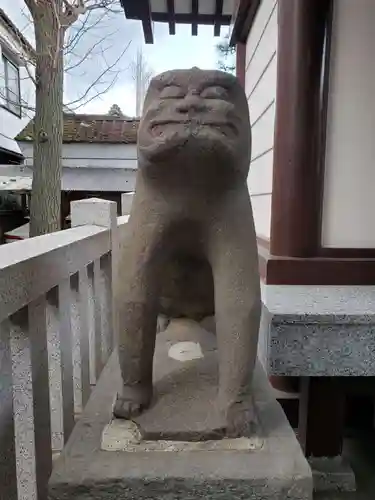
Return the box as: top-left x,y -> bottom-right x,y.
1,53 -> 21,117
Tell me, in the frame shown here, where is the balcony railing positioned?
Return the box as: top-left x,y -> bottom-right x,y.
0,198 -> 125,500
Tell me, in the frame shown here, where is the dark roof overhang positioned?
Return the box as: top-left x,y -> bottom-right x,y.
120,0 -> 235,44
229,0 -> 261,45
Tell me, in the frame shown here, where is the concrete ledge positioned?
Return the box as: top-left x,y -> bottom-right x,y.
259,284 -> 375,376
49,330 -> 312,499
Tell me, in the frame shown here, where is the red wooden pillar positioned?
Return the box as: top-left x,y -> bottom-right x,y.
299,377 -> 345,457
270,0 -> 329,258
270,0 -> 344,457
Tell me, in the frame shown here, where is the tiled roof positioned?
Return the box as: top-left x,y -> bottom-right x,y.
16,113 -> 140,144
0,8 -> 36,58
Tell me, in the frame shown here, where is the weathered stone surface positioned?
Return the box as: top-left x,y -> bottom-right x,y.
159,254 -> 214,321
114,67 -> 261,436
102,419 -> 263,452
121,320 -> 258,441
258,283 -> 375,376
48,320 -> 312,500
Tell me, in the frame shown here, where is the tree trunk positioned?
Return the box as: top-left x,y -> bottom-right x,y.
30,3 -> 64,237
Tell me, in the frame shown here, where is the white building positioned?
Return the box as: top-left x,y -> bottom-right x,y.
0,7 -> 35,164
17,113 -> 138,194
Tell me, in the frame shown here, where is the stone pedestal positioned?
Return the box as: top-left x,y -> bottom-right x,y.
48,320 -> 312,500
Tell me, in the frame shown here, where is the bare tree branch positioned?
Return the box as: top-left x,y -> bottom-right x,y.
20,57 -> 37,86
24,0 -> 37,17
64,9 -> 96,54
64,28 -> 119,71
64,8 -> 113,55
0,88 -> 35,113
19,0 -> 131,109
15,0 -> 133,236
64,38 -> 131,107
61,0 -> 121,28
61,0 -> 87,28
84,0 -> 122,13
65,74 -> 119,111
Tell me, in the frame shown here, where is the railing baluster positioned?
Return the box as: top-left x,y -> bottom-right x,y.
11,308 -> 37,500
46,288 -> 63,455
58,280 -> 75,443
70,273 -> 82,416
0,318 -> 18,500
92,260 -> 103,380
78,267 -> 91,406
100,253 -> 113,363
87,263 -> 97,385
28,297 -> 52,500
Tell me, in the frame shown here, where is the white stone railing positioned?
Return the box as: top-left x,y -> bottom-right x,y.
0,198 -> 124,500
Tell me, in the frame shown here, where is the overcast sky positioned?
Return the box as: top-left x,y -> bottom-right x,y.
4,0 -> 224,117
64,10 -> 223,117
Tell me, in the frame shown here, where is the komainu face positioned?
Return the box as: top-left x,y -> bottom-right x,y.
137,67 -> 251,180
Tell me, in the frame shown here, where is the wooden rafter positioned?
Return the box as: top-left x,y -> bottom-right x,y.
167,0 -> 176,35
151,12 -> 231,26
214,0 -> 224,37
120,0 -> 232,43
230,0 -> 260,45
191,0 -> 198,36
120,0 -> 154,43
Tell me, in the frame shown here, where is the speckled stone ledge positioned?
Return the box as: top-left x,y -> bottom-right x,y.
258,283 -> 375,376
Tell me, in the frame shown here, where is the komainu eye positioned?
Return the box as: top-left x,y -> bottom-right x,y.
160,85 -> 185,99
200,86 -> 228,99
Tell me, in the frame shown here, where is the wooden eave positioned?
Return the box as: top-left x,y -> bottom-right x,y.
120,0 -> 233,44
229,0 -> 261,45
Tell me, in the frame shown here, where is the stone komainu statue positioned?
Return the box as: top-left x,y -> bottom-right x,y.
114,67 -> 261,437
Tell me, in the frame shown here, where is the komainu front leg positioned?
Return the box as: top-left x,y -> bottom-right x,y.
113,301 -> 157,419
113,218 -> 163,420
208,190 -> 261,437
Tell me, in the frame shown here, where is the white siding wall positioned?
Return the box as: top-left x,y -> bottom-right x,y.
61,168 -> 136,191
321,0 -> 375,248
18,142 -> 138,192
245,0 -> 278,239
20,142 -> 138,170
0,163 -> 136,192
0,2 -> 35,155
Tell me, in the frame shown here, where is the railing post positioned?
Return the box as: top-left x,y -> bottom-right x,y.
121,192 -> 134,216
71,199 -> 118,376
71,198 -> 117,230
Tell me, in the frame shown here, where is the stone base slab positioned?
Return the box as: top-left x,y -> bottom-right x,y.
309,457 -> 356,494
102,419 -> 264,452
126,320 -> 260,440
49,319 -> 312,500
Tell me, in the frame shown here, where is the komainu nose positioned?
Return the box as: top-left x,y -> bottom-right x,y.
176,95 -> 208,114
